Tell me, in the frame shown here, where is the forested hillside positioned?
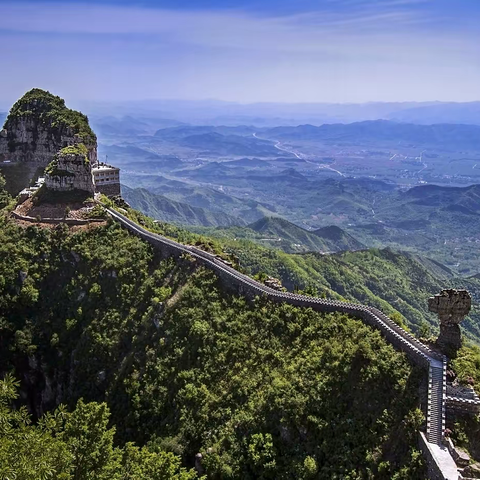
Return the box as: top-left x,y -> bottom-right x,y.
117,204 -> 480,341
122,185 -> 245,227
0,206 -> 427,478
195,217 -> 364,254
225,242 -> 480,340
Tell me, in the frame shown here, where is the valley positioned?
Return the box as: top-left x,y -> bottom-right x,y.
103,121 -> 480,273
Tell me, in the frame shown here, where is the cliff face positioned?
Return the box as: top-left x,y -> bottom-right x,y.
0,88 -> 97,166
44,144 -> 95,194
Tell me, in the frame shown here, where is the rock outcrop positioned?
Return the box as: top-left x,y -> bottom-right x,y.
0,88 -> 97,166
428,289 -> 472,354
44,144 -> 95,194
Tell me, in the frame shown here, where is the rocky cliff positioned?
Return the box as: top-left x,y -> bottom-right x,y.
44,144 -> 95,194
0,88 -> 97,166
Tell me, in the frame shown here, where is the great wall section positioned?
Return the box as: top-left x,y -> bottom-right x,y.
105,206 -> 480,479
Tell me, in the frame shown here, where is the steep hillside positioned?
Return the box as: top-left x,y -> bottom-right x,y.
0,212 -> 426,479
0,89 -> 98,195
112,203 -> 480,341
218,240 -> 480,340
193,216 -> 364,254
122,185 -> 245,227
312,225 -> 365,251
249,216 -> 333,250
246,217 -> 364,253
121,175 -> 277,223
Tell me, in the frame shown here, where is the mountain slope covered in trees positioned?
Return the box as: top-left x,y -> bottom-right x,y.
122,185 -> 245,227
194,217 -> 365,254
0,204 -> 426,478
118,205 -> 480,341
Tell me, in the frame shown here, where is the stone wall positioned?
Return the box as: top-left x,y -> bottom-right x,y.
446,396 -> 480,415
418,432 -> 459,480
106,207 -> 440,369
11,210 -> 104,225
107,206 -> 466,479
96,182 -> 120,197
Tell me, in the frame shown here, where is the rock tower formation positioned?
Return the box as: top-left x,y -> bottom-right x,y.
428,289 -> 471,354
0,88 -> 98,194
0,88 -> 97,165
44,144 -> 95,194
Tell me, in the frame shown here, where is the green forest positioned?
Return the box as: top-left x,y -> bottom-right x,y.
109,201 -> 480,341
0,194 -> 426,478
2,178 -> 480,478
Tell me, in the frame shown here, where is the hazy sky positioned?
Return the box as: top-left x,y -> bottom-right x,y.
1,0 -> 479,104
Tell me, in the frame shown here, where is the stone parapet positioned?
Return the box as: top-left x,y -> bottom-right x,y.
11,210 -> 103,225
106,206 -> 441,367
419,432 -> 460,480
446,396 -> 480,415
95,182 -> 120,197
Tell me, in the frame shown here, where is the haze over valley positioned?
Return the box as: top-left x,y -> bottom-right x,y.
32,99 -> 480,275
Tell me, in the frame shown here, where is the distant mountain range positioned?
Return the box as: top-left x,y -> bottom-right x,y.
90,115 -> 185,137
121,184 -> 366,253
245,217 -> 364,253
153,125 -> 257,139
123,171 -> 480,273
387,102 -> 480,126
76,99 -> 480,126
178,132 -> 280,157
263,120 -> 480,149
154,126 -> 280,157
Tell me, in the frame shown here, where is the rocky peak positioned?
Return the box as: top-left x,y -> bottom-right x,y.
44,144 -> 95,194
0,88 -> 97,165
429,288 -> 472,354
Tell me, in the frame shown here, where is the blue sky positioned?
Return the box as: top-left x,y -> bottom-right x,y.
1,0 -> 479,104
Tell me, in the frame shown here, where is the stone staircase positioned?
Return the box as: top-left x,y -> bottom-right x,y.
428,360 -> 446,444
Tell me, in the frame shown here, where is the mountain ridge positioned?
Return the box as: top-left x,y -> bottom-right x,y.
122,185 -> 246,227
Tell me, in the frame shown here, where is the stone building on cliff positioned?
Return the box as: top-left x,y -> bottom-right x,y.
0,88 -> 120,197
92,163 -> 121,196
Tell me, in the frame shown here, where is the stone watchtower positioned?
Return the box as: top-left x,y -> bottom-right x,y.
428,289 -> 471,354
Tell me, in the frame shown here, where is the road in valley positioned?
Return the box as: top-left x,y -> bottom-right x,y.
253,132 -> 345,176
